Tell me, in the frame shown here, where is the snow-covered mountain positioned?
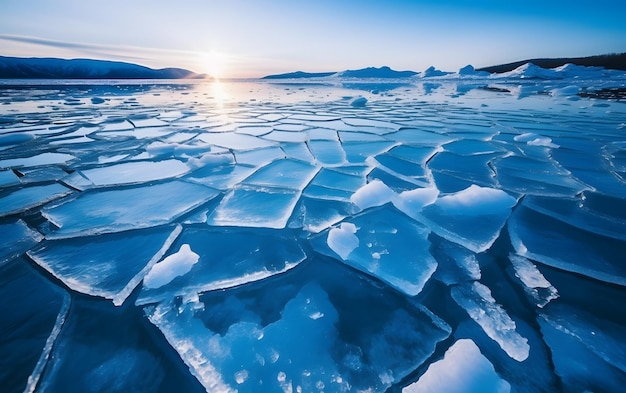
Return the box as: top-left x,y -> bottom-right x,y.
262,53 -> 626,80
0,56 -> 204,79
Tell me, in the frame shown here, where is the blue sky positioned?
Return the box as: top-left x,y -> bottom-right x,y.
0,0 -> 624,78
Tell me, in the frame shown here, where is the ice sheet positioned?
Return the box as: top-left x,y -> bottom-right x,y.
28,225 -> 181,305
144,260 -> 450,393
319,204 -> 437,296
136,227 -> 306,305
0,183 -> 72,217
43,181 -> 219,238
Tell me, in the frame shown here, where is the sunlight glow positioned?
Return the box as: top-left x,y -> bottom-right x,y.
198,51 -> 229,79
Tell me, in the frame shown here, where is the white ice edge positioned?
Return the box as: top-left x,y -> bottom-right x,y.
136,261 -> 303,306
112,224 -> 183,306
23,290 -> 71,393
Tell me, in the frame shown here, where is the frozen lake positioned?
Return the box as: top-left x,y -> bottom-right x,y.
1,76 -> 626,392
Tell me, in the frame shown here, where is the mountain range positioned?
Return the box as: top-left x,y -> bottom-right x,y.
1,52 -> 625,80
263,52 -> 626,79
0,56 -> 204,79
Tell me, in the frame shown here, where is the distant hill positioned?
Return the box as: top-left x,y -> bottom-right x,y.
0,56 -> 205,79
336,66 -> 418,78
263,66 -> 417,79
477,53 -> 626,73
262,71 -> 336,79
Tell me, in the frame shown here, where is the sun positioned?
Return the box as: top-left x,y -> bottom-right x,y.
198,51 -> 229,79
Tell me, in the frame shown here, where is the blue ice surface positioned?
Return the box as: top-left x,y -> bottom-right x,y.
1,72 -> 626,392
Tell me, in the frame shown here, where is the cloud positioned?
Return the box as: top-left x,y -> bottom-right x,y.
0,34 -> 204,69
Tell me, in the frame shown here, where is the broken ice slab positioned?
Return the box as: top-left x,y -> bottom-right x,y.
508,205 -> 626,286
384,128 -> 455,146
0,169 -> 20,187
207,185 -> 300,229
430,236 -> 481,285
288,196 -> 356,233
35,297 -> 205,393
523,193 -> 626,242
508,254 -> 558,308
28,225 -> 181,306
0,220 -> 43,266
541,302 -> 626,375
42,181 -> 219,239
317,204 -> 437,296
451,281 -> 530,362
538,314 -> 626,392
341,140 -> 396,164
0,183 -> 72,218
307,139 -> 347,166
370,151 -> 432,182
81,159 -> 190,187
0,261 -> 69,393
143,258 -> 450,393
241,158 -> 319,190
0,152 -> 75,169
197,132 -> 277,150
428,151 -> 499,187
303,168 -> 366,202
493,154 -> 590,197
402,339 -> 511,393
418,185 -> 517,253
136,227 -> 305,305
186,164 -> 256,190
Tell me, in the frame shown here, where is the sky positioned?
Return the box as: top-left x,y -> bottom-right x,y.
0,0 -> 625,78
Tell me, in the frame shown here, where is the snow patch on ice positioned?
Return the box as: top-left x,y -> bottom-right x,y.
327,222 -> 359,260
143,244 -> 199,289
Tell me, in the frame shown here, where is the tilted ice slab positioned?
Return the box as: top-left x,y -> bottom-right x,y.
136,227 -> 306,305
541,303 -> 626,375
493,155 -> 590,197
451,281 -> 530,362
0,261 -> 70,393
0,183 -> 72,218
523,194 -> 626,242
81,159 -> 190,187
43,181 -> 219,239
538,312 -> 626,392
0,169 -> 20,187
418,185 -> 518,253
144,275 -> 450,393
403,339 -> 511,393
319,204 -> 437,296
509,205 -> 626,286
430,236 -> 482,285
0,220 -> 43,265
28,225 -> 181,306
509,254 -> 558,308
